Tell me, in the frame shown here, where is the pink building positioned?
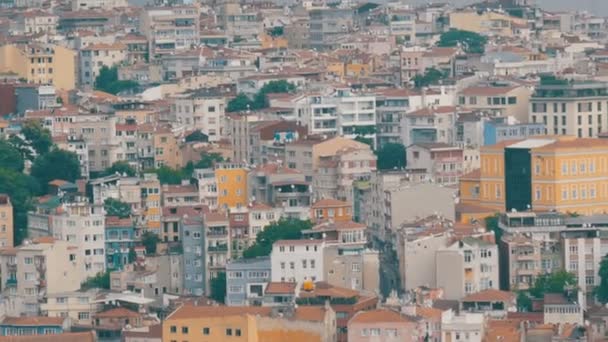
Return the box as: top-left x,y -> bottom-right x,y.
348,309 -> 422,342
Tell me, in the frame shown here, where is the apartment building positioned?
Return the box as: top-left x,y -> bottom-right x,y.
139,6 -> 200,58
41,289 -> 102,325
104,217 -> 135,270
193,168 -> 218,210
407,143 -> 464,185
458,137 -> 608,223
0,195 -> 13,248
309,7 -> 355,51
270,240 -> 325,284
71,0 -> 126,10
80,43 -> 128,88
153,126 -> 181,169
436,237 -> 499,300
180,215 -> 205,296
19,10 -> 58,35
204,212 -> 230,291
218,2 -> 263,40
449,10 -> 527,37
0,43 -> 77,90
397,228 -> 450,292
170,88 -> 226,142
310,198 -> 352,223
215,163 -> 248,210
402,106 -> 457,147
0,238 -> 85,315
323,245 -> 379,293
348,309 -> 421,342
529,78 -> 608,138
375,89 -> 411,148
458,84 -> 533,123
225,257 -> 271,306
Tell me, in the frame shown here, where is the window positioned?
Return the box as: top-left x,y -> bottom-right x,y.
370,329 -> 381,336
182,327 -> 189,334
290,262 -> 295,269
508,97 -> 516,105
226,328 -> 232,336
203,327 -> 210,335
78,312 -> 89,320
562,161 -> 568,175
386,329 -> 398,337
236,329 -> 241,337
170,326 -> 177,333
24,257 -> 33,265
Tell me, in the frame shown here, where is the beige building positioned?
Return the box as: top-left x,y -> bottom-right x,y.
139,6 -> 200,58
530,79 -> 608,138
80,43 -> 128,88
323,245 -> 379,294
449,10 -> 527,37
0,195 -> 13,248
0,238 -> 85,315
154,126 -> 182,169
170,89 -> 226,142
348,309 -> 421,342
41,289 -> 102,325
436,237 -> 499,300
459,85 -> 533,123
0,44 -> 77,90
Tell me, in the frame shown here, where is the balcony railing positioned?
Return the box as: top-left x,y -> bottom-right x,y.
208,244 -> 228,252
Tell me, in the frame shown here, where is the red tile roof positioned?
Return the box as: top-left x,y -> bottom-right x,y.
265,282 -> 297,295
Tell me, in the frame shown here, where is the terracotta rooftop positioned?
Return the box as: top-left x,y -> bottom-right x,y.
460,86 -> 517,96
166,305 -> 272,320
311,198 -> 350,208
2,316 -> 65,326
349,309 -> 412,324
0,331 -> 96,342
299,281 -> 361,299
462,289 -> 515,303
406,106 -> 457,117
204,211 -> 228,223
416,306 -> 443,319
293,306 -> 327,322
265,282 -> 297,295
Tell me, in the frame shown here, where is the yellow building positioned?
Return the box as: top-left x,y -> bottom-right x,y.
163,305 -> 332,342
458,137 -> 608,222
259,32 -> 288,49
0,195 -> 13,248
0,43 -> 77,90
216,163 -> 248,210
449,10 -> 527,37
140,175 -> 161,232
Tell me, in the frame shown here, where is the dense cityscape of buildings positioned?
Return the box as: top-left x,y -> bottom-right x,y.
2,0 -> 608,341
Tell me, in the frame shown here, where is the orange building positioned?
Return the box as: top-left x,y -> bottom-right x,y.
310,198 -> 352,223
458,137 -> 608,223
216,163 -> 248,210
162,305 -> 334,342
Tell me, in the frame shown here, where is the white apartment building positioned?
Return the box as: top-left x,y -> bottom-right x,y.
71,0 -> 127,10
441,310 -> 484,342
21,11 -> 58,35
398,230 -> 449,291
0,239 -> 85,315
41,289 -> 102,325
402,106 -> 457,147
193,169 -> 218,210
270,240 -> 325,284
436,237 -> 499,300
80,43 -> 128,88
563,236 -> 602,300
139,7 -> 200,57
170,89 -> 225,142
247,202 -> 282,244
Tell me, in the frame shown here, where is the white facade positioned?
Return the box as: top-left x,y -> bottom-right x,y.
171,94 -> 225,142
71,0 -> 127,10
50,210 -> 106,278
441,310 -> 484,342
563,237 -> 602,298
80,44 -> 128,88
270,240 -> 325,284
436,238 -> 499,300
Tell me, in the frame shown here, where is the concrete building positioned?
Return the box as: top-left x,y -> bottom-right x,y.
407,143 -> 464,185
225,257 -> 271,306
440,310 -> 485,342
80,43 -> 128,89
170,88 -> 226,142
449,10 -> 527,37
309,8 -> 355,51
71,0 -> 126,10
402,106 -> 457,147
270,240 -> 325,284
215,163 -> 248,210
139,7 -> 200,58
0,195 -> 13,248
436,237 -> 499,300
204,212 -> 230,291
323,245 -> 379,294
458,84 -> 533,123
180,216 -> 205,296
530,78 -> 608,138
40,289 -> 102,325
348,309 -> 421,342
104,217 -> 136,270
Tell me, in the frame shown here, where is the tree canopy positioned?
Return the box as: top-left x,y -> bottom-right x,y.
152,165 -> 188,185
437,29 -> 487,54
104,198 -> 132,218
20,120 -> 53,156
210,272 -> 226,304
31,148 -> 81,193
94,65 -> 138,95
413,68 -> 450,88
141,231 -> 160,255
0,139 -> 25,172
242,218 -> 313,258
529,270 -> 576,298
195,152 -> 224,169
102,161 -> 137,177
81,270 -> 111,290
596,255 -> 608,303
0,169 -> 40,245
227,80 -> 296,112
185,130 -> 209,143
377,143 -> 406,170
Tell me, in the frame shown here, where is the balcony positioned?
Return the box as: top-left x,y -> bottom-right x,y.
208,244 -> 228,252
5,278 -> 17,287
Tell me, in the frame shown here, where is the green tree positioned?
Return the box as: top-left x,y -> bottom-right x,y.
438,29 -> 487,54
210,272 -> 226,303
596,255 -> 608,303
103,161 -> 137,177
413,68 -> 449,88
141,231 -> 160,255
0,139 -> 25,172
354,136 -> 374,148
253,80 -> 296,109
484,214 -> 502,243
81,270 -> 111,289
530,270 -> 576,298
269,26 -> 284,36
8,135 -> 34,161
20,120 -> 53,156
128,247 -> 137,263
0,169 -> 40,245
185,130 -> 208,143
377,143 -> 406,170
153,166 -> 186,185
516,291 -> 532,312
227,93 -> 253,112
94,65 -> 138,95
104,198 -> 132,218
243,218 -> 313,258
195,152 -> 224,169
31,149 -> 81,193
